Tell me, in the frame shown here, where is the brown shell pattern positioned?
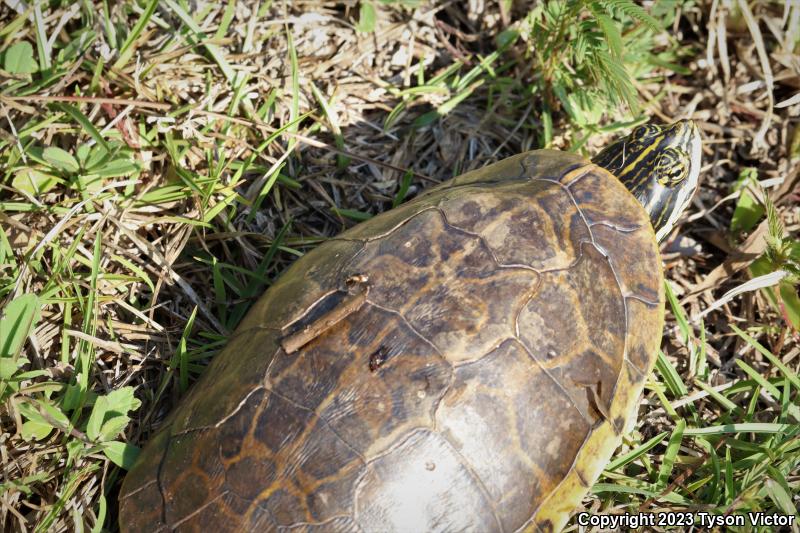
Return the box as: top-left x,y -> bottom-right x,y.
119,150 -> 664,533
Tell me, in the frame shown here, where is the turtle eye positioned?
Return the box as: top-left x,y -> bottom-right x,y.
631,124 -> 661,142
656,147 -> 690,185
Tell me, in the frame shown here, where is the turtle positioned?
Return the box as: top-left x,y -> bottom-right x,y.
119,120 -> 702,532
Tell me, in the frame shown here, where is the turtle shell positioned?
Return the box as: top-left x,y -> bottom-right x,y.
119,150 -> 664,532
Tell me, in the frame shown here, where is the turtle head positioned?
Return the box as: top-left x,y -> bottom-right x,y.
592,120 -> 702,243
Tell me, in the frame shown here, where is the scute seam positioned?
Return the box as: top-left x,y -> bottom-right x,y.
328,206 -> 442,244
514,424 -> 599,533
171,386 -> 268,437
168,490 -> 230,530
227,491 -> 280,530
118,478 -> 158,500
360,300 -> 444,357
433,205 -> 540,274
509,337 -> 597,427
439,431 -> 506,533
451,336 -> 522,369
156,429 -> 172,528
263,385 -> 368,467
351,428 -> 439,526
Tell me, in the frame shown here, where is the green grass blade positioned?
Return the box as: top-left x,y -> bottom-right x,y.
162,0 -> 235,83
657,418 -> 685,489
765,468 -> 798,517
684,423 -> 795,436
591,482 -> 687,504
665,281 -> 690,344
53,104 -> 111,153
735,359 -> 782,399
655,351 -> 689,398
724,446 -> 734,505
393,170 -> 414,208
175,306 -> 198,393
692,379 -> 740,412
33,2 -> 51,70
113,0 -> 159,71
605,431 -> 668,472
730,324 -> 800,390
286,27 -> 300,153
332,208 -> 373,222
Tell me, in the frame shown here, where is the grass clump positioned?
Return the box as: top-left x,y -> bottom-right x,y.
519,0 -> 684,134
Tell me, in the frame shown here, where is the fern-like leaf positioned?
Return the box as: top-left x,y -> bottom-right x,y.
595,49 -> 639,111
573,29 -> 589,63
597,0 -> 661,31
589,4 -> 624,57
